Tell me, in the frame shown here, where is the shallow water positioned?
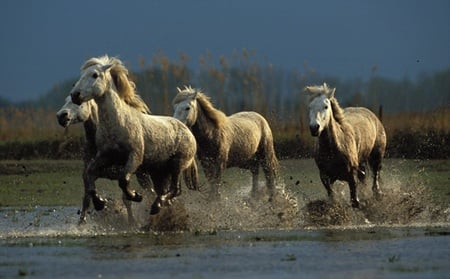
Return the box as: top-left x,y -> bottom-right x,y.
1,159 -> 450,278
1,208 -> 449,279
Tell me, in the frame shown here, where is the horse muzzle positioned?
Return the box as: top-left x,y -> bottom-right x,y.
71,91 -> 83,105
309,124 -> 320,137
56,111 -> 70,128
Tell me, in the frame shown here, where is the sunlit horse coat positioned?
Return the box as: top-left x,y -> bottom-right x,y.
70,55 -> 198,220
172,86 -> 279,200
56,96 -> 152,224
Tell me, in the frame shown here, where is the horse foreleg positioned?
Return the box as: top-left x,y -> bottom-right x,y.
79,160 -> 106,225
320,173 -> 334,199
119,176 -> 143,202
119,151 -> 144,202
348,175 -> 360,208
79,174 -> 91,225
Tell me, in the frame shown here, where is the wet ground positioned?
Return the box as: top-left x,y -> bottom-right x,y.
1,159 -> 449,278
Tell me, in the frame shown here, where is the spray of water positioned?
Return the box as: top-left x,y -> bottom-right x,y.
1,161 -> 448,238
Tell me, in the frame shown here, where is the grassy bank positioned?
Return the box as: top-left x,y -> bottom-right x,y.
0,159 -> 448,208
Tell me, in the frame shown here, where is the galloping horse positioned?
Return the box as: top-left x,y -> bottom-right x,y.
70,55 -> 198,220
172,86 -> 279,200
306,83 -> 386,208
56,96 -> 152,224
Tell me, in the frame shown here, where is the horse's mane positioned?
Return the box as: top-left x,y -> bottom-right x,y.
173,86 -> 227,128
81,55 -> 150,114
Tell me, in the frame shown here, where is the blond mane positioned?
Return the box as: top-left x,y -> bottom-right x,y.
173,86 -> 227,128
305,83 -> 335,102
82,55 -> 150,114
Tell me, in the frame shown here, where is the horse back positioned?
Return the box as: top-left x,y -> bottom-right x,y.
226,111 -> 273,166
344,107 -> 386,159
141,114 -> 197,163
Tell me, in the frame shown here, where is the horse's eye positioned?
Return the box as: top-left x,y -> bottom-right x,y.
324,105 -> 329,110
92,73 -> 98,79
185,107 -> 190,111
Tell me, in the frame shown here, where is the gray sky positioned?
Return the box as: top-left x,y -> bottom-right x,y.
1,0 -> 449,102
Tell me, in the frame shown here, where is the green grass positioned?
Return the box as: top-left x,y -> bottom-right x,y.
0,160 -> 132,207
0,159 -> 449,207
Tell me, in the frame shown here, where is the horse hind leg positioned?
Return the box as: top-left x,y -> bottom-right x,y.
368,153 -> 383,199
262,163 -> 277,201
250,165 -> 260,198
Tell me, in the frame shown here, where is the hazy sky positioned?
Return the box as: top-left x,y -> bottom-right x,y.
1,0 -> 449,102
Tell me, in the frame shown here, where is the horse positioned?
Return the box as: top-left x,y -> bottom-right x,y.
172,86 -> 279,200
70,55 -> 199,219
306,83 -> 386,208
56,95 -> 153,224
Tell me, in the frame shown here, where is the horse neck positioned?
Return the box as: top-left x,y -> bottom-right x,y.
95,89 -> 126,127
318,110 -> 358,167
83,117 -> 97,144
191,104 -> 222,142
319,113 -> 346,152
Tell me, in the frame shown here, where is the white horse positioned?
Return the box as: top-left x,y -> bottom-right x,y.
172,86 -> 279,200
70,55 -> 198,221
56,96 -> 153,224
306,83 -> 386,208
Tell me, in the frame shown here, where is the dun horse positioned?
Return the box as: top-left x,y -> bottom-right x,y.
70,55 -> 198,221
56,96 -> 152,224
172,86 -> 279,200
306,83 -> 386,208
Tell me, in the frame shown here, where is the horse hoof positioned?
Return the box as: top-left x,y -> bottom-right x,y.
150,204 -> 161,215
128,192 -> 143,202
374,191 -> 384,201
351,200 -> 360,209
93,196 -> 106,211
78,218 -> 87,226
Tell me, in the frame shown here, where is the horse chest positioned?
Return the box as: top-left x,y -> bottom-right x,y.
316,147 -> 352,180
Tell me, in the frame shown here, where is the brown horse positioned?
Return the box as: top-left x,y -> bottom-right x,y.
306,83 -> 386,208
172,86 -> 279,200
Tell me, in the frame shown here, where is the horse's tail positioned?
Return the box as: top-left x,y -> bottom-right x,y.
183,159 -> 199,191
261,121 -> 280,191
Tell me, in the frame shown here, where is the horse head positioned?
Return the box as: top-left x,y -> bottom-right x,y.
172,86 -> 199,127
56,95 -> 94,127
71,62 -> 114,105
305,83 -> 336,137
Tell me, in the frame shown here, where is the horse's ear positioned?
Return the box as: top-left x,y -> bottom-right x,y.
101,64 -> 114,73
329,87 -> 336,98
177,87 -> 182,93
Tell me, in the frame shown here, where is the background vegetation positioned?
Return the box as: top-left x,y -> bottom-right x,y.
0,50 -> 449,160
